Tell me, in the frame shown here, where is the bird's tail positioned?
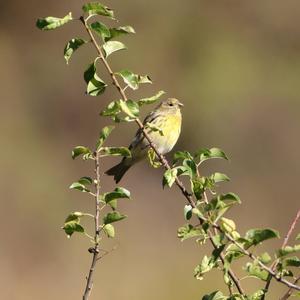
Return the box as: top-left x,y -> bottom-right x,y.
105,159 -> 132,183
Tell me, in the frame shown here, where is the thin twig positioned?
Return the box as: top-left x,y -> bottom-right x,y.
262,209 -> 300,299
79,15 -> 246,296
82,152 -> 101,300
280,276 -> 300,300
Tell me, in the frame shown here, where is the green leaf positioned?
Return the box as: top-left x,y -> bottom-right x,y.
194,247 -> 224,280
245,262 -> 269,281
202,291 -> 225,300
177,224 -> 203,241
184,205 -> 193,220
191,177 -> 206,200
84,63 -> 107,96
245,228 -> 279,247
183,159 -> 197,178
87,73 -> 107,96
247,289 -> 265,300
138,90 -> 165,106
106,26 -> 135,41
147,148 -> 162,168
63,212 -> 85,238
84,62 -> 96,83
65,212 -> 84,222
36,12 -> 73,30
96,126 -> 114,150
163,168 -> 177,188
78,176 -> 93,185
103,211 -> 127,224
218,193 -> 241,204
102,41 -> 126,58
100,147 -> 131,157
259,252 -> 272,264
119,100 -> 139,118
195,147 -> 228,164
82,2 -> 114,18
296,233 -> 300,241
116,70 -> 139,90
100,100 -> 121,117
71,146 -> 93,160
220,217 -> 236,233
103,224 -> 115,238
211,172 -> 230,183
103,187 -> 131,207
283,256 -> 300,268
277,244 -> 300,257
64,38 -> 86,64
138,75 -> 152,84
90,21 -> 110,41
63,222 -> 84,237
173,150 -> 193,164
69,181 -> 90,192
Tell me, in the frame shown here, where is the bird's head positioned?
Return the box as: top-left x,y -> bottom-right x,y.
160,98 -> 184,111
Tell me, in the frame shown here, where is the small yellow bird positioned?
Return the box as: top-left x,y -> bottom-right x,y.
105,98 -> 183,183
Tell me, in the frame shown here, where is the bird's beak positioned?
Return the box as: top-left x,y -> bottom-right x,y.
178,101 -> 184,107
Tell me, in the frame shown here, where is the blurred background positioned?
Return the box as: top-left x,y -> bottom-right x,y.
1,0 -> 300,299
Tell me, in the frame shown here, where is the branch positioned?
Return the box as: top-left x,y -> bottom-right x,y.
79,16 -> 246,295
262,209 -> 300,299
280,276 -> 300,300
212,223 -> 300,292
82,152 -> 101,300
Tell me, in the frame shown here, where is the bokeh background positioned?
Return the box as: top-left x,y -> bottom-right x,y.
1,0 -> 300,299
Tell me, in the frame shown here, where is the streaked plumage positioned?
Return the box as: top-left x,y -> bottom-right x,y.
106,98 -> 183,183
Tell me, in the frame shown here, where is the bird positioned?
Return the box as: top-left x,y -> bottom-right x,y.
105,98 -> 183,183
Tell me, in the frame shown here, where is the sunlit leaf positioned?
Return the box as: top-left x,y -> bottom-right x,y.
90,21 -> 110,41
277,244 -> 300,257
103,224 -> 115,238
64,38 -> 86,64
36,12 -> 73,30
102,41 -> 126,58
177,224 -> 203,241
184,205 -> 193,220
100,100 -> 121,117
96,126 -> 114,150
245,262 -> 269,281
69,181 -> 90,192
211,172 -> 230,183
163,168 -> 177,188
116,70 -> 139,90
245,228 -> 279,247
82,2 -> 114,18
119,100 -> 139,118
138,90 -> 165,106
103,211 -> 127,224
86,73 -> 107,96
63,212 -> 85,238
195,147 -> 228,164
71,146 -> 93,160
100,147 -> 131,157
202,291 -> 225,300
106,26 -> 135,41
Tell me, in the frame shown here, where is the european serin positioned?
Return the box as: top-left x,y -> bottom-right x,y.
105,98 -> 183,183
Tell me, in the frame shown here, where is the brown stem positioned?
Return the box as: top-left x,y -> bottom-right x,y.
262,209 -> 300,299
82,152 -> 101,300
280,276 -> 300,300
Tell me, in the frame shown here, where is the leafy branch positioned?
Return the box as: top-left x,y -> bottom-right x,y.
36,2 -> 300,300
